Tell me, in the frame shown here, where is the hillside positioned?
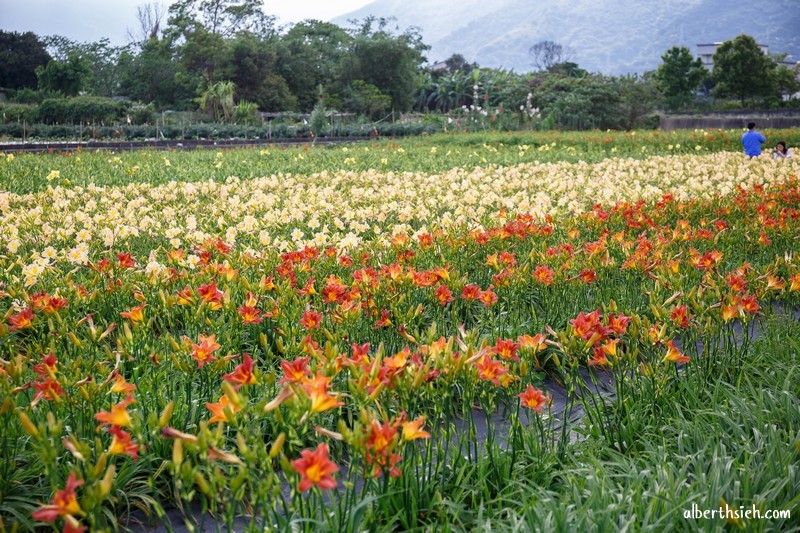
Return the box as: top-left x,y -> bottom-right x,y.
332,0 -> 800,74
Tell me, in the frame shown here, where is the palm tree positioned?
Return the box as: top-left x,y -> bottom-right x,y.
197,80 -> 236,122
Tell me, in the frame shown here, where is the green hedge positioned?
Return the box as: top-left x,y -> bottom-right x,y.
0,103 -> 39,123
37,96 -> 129,125
0,120 -> 444,141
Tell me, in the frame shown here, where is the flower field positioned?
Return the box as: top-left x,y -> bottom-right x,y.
1,131 -> 799,531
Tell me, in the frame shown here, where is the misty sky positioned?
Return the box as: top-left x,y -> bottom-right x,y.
0,0 -> 374,44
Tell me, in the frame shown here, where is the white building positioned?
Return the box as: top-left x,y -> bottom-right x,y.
696,42 -> 770,70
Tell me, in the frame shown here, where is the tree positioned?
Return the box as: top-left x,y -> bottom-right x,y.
167,0 -> 274,39
197,80 -> 235,121
275,21 -> 350,111
529,40 -> 572,71
345,80 -> 392,120
0,31 -> 52,90
78,39 -> 126,97
36,54 -> 91,96
768,53 -> 800,100
617,73 -> 662,129
712,34 -> 774,106
179,26 -> 230,85
772,65 -> 800,99
118,38 -> 184,108
654,46 -> 707,110
38,36 -> 127,97
127,1 -> 168,44
534,74 -> 622,130
229,32 -> 294,111
346,18 -> 428,112
443,53 -> 476,75
546,62 -> 587,78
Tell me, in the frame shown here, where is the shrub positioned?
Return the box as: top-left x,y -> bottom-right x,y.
37,96 -> 129,124
0,103 -> 38,123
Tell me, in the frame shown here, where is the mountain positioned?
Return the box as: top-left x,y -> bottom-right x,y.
332,0 -> 800,74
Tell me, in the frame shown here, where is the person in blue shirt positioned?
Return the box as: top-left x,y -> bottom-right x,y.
741,122 -> 766,158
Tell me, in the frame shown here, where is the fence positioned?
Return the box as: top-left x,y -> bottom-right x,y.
660,113 -> 800,130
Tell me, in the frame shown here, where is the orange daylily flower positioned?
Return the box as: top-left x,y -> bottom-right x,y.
299,309 -> 323,330
176,286 -> 196,306
663,340 -> 690,364
670,304 -> 691,328
579,269 -> 597,284
532,264 -> 555,285
570,309 -> 603,341
261,275 -> 277,291
291,443 -> 339,492
518,385 -> 548,412
479,287 -> 498,307
32,472 -> 84,523
237,305 -> 262,324
720,300 -> 740,322
117,253 -> 136,269
741,294 -> 760,314
166,248 -> 186,263
8,307 -> 34,331
417,233 -> 433,247
374,309 -> 392,328
788,273 -> 800,292
32,377 -> 64,405
599,338 -> 620,358
191,334 -> 221,368
298,277 -> 317,297
303,373 -> 344,413
518,333 -> 548,353
322,282 -> 348,304
461,284 -> 481,300
607,313 -> 631,336
349,343 -> 370,365
300,334 -> 323,357
382,347 -> 410,375
390,233 -> 410,247
765,274 -> 785,291
31,293 -> 69,315
223,354 -> 257,388
109,374 -> 137,395
120,304 -> 146,323
382,262 -> 405,282
107,426 -> 142,460
425,337 -> 448,358
206,394 -> 241,424
588,347 -> 610,367
94,395 -> 135,428
33,352 -> 58,377
368,419 -> 398,455
725,272 -> 747,293
280,357 -> 311,384
197,282 -> 224,310
492,338 -> 519,361
412,270 -> 439,288
402,416 -> 430,441
475,355 -> 508,386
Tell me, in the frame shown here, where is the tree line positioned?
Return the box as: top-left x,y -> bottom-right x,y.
1,0 -> 798,133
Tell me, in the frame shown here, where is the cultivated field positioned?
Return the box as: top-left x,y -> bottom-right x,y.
1,130 -> 799,531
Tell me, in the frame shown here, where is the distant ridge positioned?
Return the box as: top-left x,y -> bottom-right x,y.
332,0 -> 800,74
